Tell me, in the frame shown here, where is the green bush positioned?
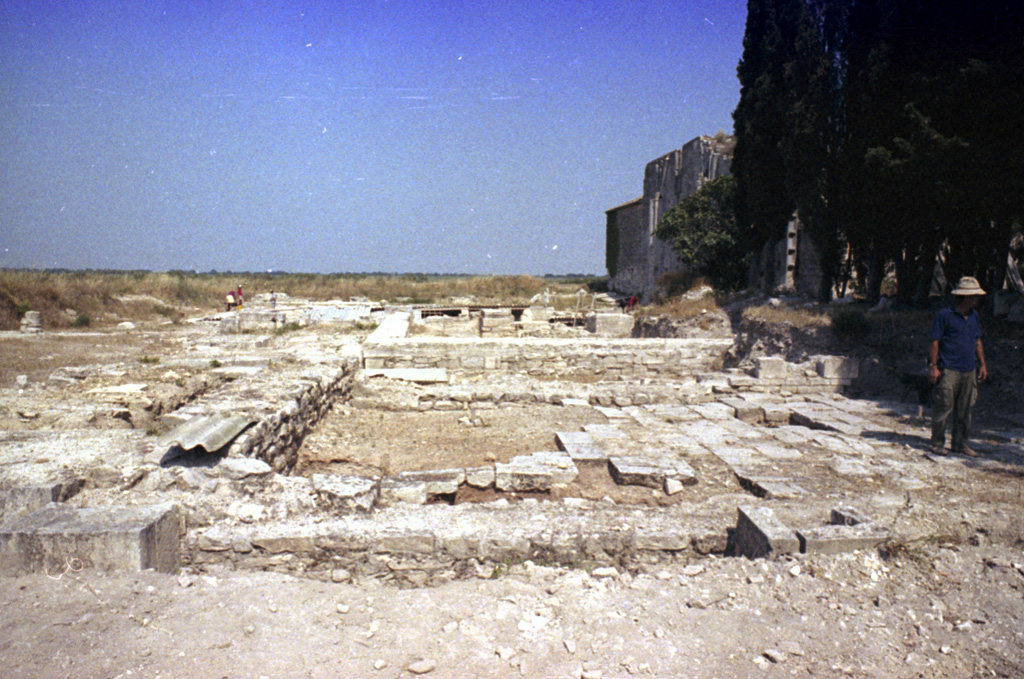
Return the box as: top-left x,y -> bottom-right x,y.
71,313 -> 90,327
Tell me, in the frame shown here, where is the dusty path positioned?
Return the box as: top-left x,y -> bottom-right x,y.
3,542 -> 1022,679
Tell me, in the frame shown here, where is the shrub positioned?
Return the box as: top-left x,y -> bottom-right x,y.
71,313 -> 90,327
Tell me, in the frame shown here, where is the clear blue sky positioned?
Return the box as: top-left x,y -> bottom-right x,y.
1,0 -> 747,275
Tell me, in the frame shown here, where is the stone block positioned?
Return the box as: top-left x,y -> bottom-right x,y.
218,457 -> 274,480
740,477 -> 808,499
523,451 -> 578,485
733,506 -> 799,559
251,535 -> 315,554
761,405 -> 791,425
312,474 -> 379,512
399,469 -> 465,497
754,357 -> 788,379
464,466 -> 495,488
815,356 -> 859,380
796,523 -> 888,555
555,431 -> 607,463
1,480 -> 84,524
379,477 -> 429,505
494,461 -> 553,492
608,457 -> 696,489
376,531 -> 435,554
0,503 -> 180,575
718,397 -> 763,424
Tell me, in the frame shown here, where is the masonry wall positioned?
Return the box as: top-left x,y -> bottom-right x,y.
363,337 -> 733,379
606,199 -> 645,295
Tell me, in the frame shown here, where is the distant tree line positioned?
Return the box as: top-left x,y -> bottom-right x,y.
664,1 -> 1024,303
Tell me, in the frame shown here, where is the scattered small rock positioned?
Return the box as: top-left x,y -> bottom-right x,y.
681,564 -> 705,577
591,567 -> 618,578
407,659 -> 436,675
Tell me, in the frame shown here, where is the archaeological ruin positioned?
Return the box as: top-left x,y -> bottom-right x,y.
3,293 -> 1021,589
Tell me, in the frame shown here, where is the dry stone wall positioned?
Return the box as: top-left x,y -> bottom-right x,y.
363,336 -> 733,379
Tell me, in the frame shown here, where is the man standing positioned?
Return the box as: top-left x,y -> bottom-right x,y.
928,276 -> 988,456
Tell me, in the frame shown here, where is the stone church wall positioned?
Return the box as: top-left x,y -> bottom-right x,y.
607,135 -> 734,301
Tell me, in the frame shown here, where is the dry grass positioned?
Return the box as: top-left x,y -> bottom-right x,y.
0,270 -> 602,330
741,303 -> 832,328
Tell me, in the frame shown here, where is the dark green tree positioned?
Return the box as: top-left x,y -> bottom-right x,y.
656,176 -> 748,291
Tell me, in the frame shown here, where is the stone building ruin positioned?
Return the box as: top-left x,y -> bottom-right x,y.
606,135 -> 734,302
605,134 -> 825,301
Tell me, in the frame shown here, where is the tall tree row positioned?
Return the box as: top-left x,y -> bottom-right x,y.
732,0 -> 1024,303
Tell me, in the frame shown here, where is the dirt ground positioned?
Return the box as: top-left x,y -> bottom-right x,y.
2,541 -> 1022,679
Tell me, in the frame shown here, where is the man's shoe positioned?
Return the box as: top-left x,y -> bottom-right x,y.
954,446 -> 979,457
929,445 -> 946,456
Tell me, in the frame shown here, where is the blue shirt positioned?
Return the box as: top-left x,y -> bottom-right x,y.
929,306 -> 982,372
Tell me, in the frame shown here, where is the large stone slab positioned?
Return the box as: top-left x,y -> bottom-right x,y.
555,431 -> 607,463
0,503 -> 180,576
608,456 -> 697,489
733,506 -> 799,559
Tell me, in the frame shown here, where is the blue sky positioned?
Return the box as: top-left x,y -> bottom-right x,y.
0,0 -> 747,275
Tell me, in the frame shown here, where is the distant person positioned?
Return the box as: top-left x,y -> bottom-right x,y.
927,276 -> 988,457
236,284 -> 244,310
226,290 -> 236,311
626,296 -> 638,312
269,290 -> 277,309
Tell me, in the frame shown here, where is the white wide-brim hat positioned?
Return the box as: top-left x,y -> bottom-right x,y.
951,276 -> 986,296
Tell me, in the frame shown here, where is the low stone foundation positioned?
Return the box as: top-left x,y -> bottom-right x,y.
364,336 -> 732,378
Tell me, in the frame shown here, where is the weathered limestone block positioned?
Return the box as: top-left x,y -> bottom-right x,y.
400,469 -> 465,497
379,476 -> 428,505
251,535 -> 315,554
0,503 -> 180,575
754,356 -> 788,379
312,474 -> 379,512
608,457 -> 697,489
585,312 -> 634,337
464,466 -> 496,488
0,479 -> 84,524
733,506 -> 799,559
815,356 -> 859,380
495,461 -> 554,492
718,397 -> 764,424
375,531 -> 435,554
796,523 -> 887,555
555,431 -> 607,462
522,451 -> 578,485
217,457 -> 273,481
